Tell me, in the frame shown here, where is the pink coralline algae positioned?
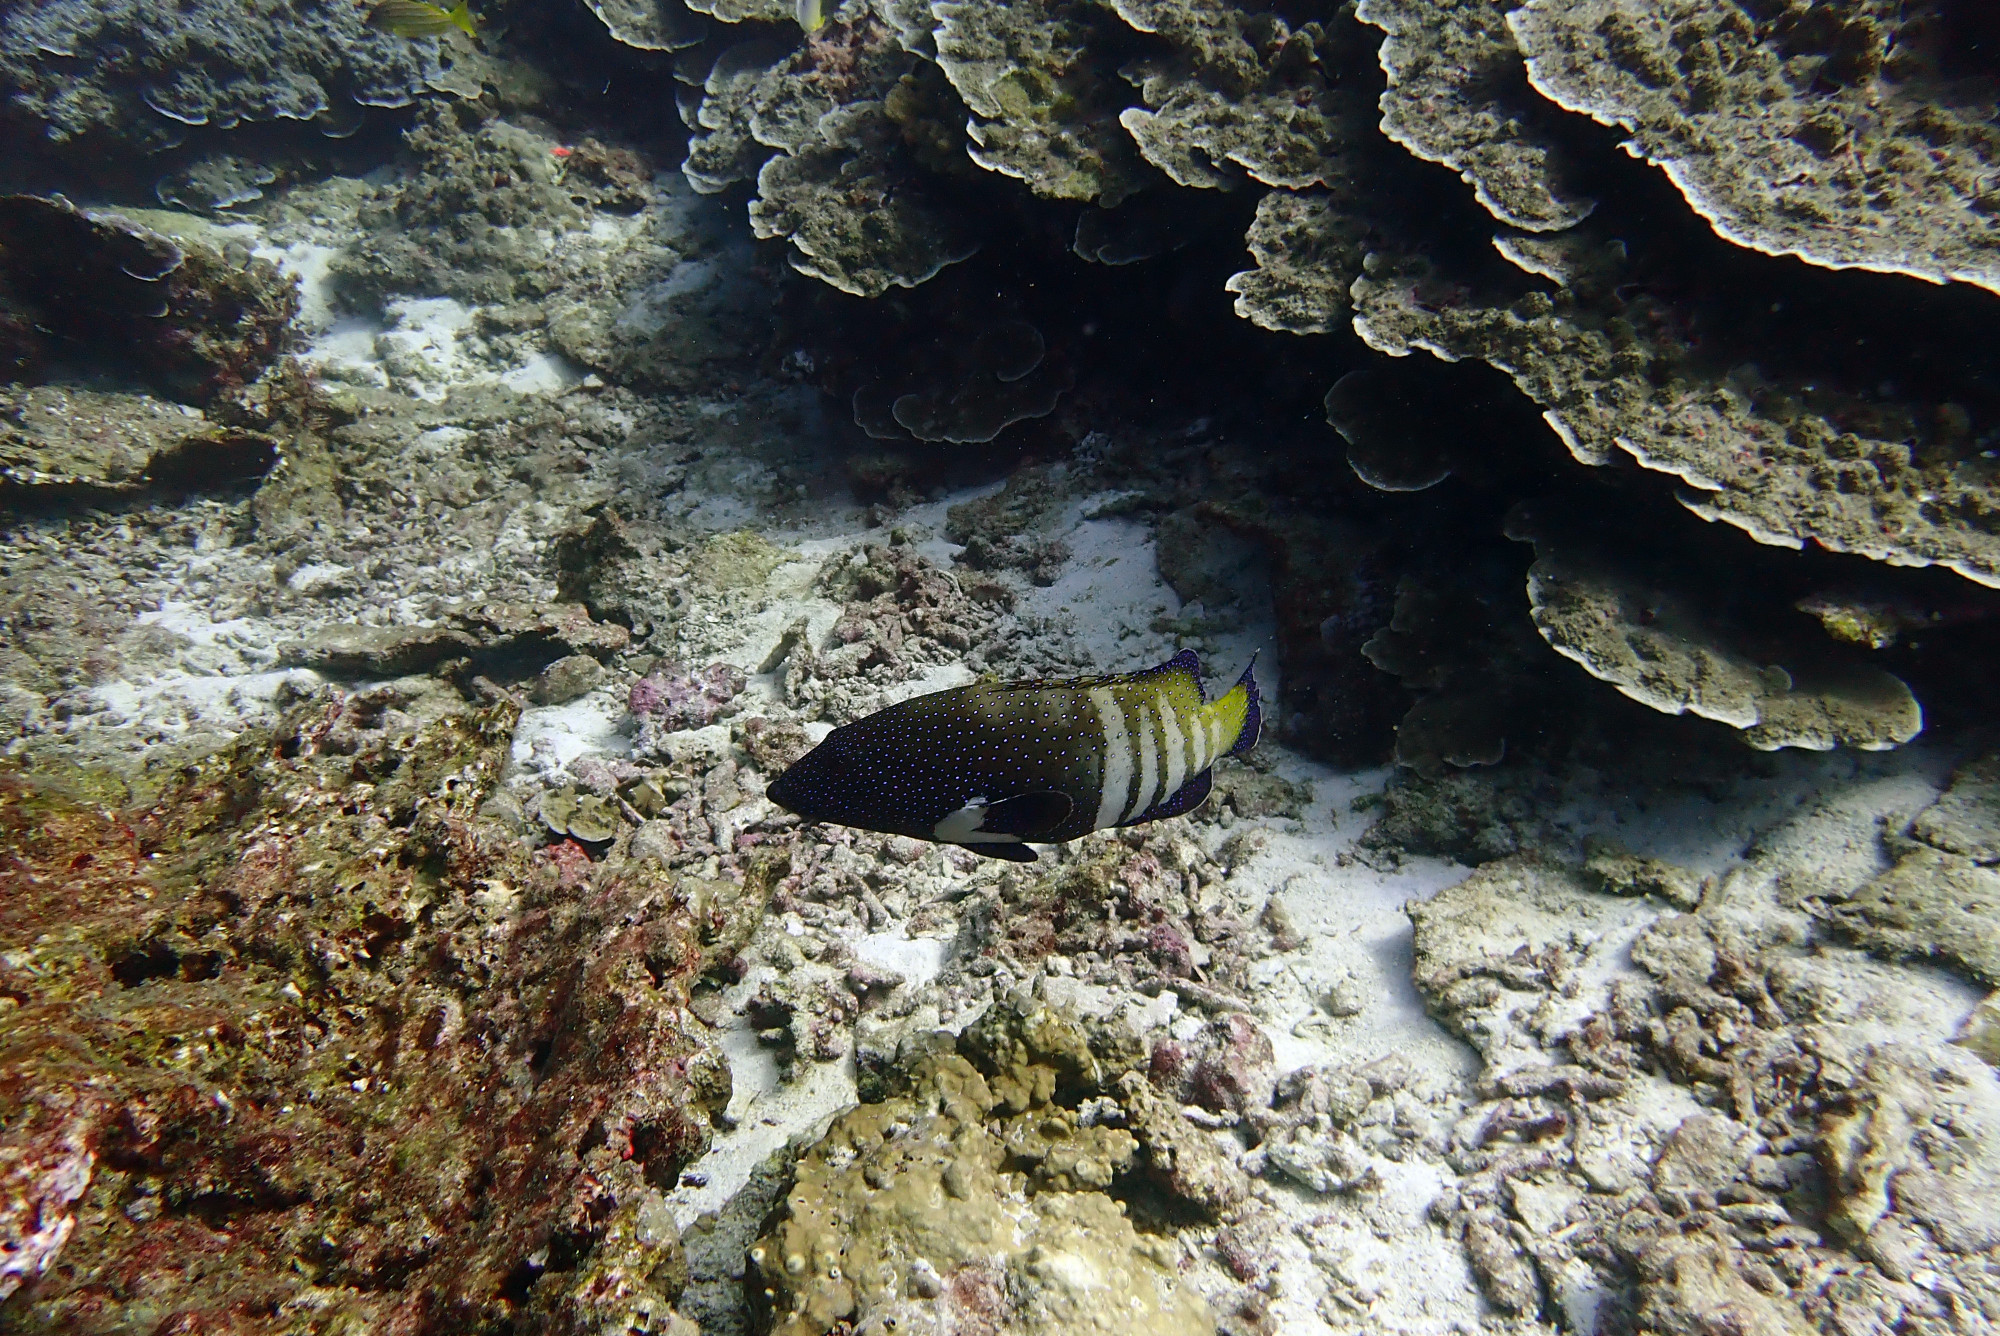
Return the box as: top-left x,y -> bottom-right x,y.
0,1088 -> 99,1301
1185,1014 -> 1279,1118
628,662 -> 748,734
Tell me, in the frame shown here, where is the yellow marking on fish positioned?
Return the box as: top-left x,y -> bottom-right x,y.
368,0 -> 477,39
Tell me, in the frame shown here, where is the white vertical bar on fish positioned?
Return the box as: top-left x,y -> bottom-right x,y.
1125,701 -> 1159,823
1089,687 -> 1134,830
1157,696 -> 1187,803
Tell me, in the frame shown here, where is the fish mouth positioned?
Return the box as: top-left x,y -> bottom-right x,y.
764,776 -> 796,812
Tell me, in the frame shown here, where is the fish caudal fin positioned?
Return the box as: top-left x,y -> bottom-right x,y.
1208,653 -> 1260,759
448,1 -> 477,35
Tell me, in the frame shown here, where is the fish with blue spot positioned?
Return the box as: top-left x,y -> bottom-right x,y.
765,649 -> 1260,861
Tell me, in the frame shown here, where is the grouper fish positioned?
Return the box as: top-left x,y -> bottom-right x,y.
766,649 -> 1259,861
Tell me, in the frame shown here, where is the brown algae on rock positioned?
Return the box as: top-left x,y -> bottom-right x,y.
0,682 -> 734,1331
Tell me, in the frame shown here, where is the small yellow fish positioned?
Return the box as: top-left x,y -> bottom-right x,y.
367,0 -> 477,38
796,0 -> 825,34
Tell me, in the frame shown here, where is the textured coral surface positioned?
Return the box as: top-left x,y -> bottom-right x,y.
0,684 -> 732,1333
1512,0 -> 2000,291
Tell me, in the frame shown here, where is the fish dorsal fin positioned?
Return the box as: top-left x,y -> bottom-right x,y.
1148,647 -> 1206,701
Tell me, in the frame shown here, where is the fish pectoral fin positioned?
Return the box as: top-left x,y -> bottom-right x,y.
978,791 -> 1072,839
963,841 -> 1039,863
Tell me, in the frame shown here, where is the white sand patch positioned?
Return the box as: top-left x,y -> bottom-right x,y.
86,604 -> 315,739
255,239 -> 341,331
512,692 -> 629,774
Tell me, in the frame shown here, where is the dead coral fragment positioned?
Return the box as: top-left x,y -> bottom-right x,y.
1355,0 -> 1593,231
934,0 -> 1153,205
1510,0 -> 2000,294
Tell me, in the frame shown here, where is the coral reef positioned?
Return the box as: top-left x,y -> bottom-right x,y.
0,0 -> 456,152
1510,0 -> 2000,292
656,0 -> 1998,766
681,10 -> 979,296
11,7 -> 2000,1332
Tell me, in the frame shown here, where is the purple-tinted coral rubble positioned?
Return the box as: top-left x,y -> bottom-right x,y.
629,662 -> 748,749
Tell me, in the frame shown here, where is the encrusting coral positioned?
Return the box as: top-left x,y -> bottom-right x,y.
1510,0 -> 2000,294
1355,0 -> 1594,232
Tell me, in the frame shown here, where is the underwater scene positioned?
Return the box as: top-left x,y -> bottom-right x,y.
4,0 -> 2000,1332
